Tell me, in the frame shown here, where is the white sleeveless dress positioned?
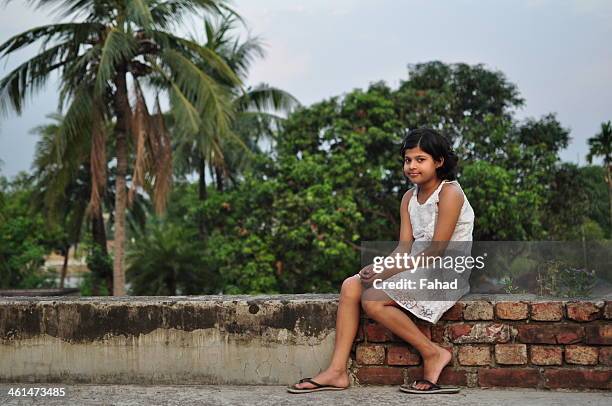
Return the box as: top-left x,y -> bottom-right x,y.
382,180 -> 475,324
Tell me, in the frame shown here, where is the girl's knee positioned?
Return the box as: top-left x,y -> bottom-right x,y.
340,275 -> 362,299
361,299 -> 383,317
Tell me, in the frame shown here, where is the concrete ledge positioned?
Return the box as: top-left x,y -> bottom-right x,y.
0,289 -> 80,297
0,294 -> 610,390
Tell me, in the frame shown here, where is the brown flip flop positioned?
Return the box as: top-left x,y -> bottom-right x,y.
287,377 -> 348,393
400,379 -> 460,394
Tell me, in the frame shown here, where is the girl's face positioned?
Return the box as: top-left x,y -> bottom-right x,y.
403,146 -> 443,184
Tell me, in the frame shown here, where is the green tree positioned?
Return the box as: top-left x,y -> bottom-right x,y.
580,165 -> 611,237
460,161 -> 544,240
587,121 -> 612,236
126,217 -> 213,295
29,113 -> 114,292
172,13 -> 299,239
190,62 -> 577,292
0,0 -> 240,295
0,173 -> 62,288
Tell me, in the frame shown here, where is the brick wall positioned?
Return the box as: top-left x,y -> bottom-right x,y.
352,299 -> 611,390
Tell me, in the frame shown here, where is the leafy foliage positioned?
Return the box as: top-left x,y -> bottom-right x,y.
0,173 -> 63,288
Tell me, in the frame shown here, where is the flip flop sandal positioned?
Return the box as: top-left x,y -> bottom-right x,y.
287,377 -> 348,393
399,379 -> 460,394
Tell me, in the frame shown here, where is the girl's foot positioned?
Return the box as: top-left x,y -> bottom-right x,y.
292,368 -> 350,390
416,344 -> 452,390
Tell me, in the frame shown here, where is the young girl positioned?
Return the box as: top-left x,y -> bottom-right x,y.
288,128 -> 474,394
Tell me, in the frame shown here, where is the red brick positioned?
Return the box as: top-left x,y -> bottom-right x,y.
463,301 -> 494,320
544,369 -> 612,390
356,325 -> 364,342
404,367 -> 467,386
530,302 -> 563,321
478,368 -> 540,388
449,323 -> 511,344
356,344 -> 385,365
356,366 -> 404,385
566,301 -> 601,322
517,324 -> 584,344
458,345 -> 490,366
449,324 -> 472,341
415,323 -> 432,340
599,346 -> 612,365
530,345 -> 563,366
585,324 -> 612,345
495,302 -> 528,320
604,301 -> 612,319
404,367 -> 423,384
364,321 -> 394,342
564,345 -> 599,365
441,303 -> 464,321
495,344 -> 527,365
438,368 -> 468,386
371,314 -> 431,342
431,325 -> 446,343
387,345 -> 421,366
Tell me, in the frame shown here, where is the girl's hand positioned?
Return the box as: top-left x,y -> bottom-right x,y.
359,264 -> 378,286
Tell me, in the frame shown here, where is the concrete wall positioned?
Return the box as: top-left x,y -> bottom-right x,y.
0,295 -> 338,385
0,294 -> 610,390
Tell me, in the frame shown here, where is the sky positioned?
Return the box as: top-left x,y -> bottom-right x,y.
1,0 -> 611,178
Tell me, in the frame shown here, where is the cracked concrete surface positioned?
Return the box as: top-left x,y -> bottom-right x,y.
0,384 -> 610,406
0,296 -> 340,385
1,327 -> 338,385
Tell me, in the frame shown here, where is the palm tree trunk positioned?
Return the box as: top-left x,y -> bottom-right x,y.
198,156 -> 207,239
59,245 -> 69,289
112,68 -> 130,296
215,166 -> 223,192
91,207 -> 111,294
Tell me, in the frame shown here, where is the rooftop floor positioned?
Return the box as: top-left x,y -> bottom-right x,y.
1,384 -> 610,406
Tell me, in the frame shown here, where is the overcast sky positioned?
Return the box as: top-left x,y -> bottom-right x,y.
1,0 -> 611,178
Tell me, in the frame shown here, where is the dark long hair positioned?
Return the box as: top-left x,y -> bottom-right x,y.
400,128 -> 458,181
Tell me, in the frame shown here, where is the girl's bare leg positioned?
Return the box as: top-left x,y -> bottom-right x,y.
361,288 -> 451,390
293,274 -> 362,389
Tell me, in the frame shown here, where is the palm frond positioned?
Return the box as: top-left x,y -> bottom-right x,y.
198,12 -> 262,81
128,80 -> 149,206
152,30 -> 241,87
158,48 -> 235,136
149,60 -> 202,135
15,1 -> 98,19
587,121 -> 612,165
223,36 -> 265,80
150,97 -> 173,214
88,100 -> 107,214
148,0 -> 228,30
58,43 -> 101,108
0,42 -> 72,115
0,22 -> 101,56
30,106 -> 91,223
126,0 -> 154,29
94,27 -> 137,95
235,83 -> 300,114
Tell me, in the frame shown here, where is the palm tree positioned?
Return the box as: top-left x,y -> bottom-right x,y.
126,218 -> 216,295
587,121 -> 612,235
30,113 -> 89,289
172,14 -> 299,238
29,113 -> 117,291
0,0 -> 240,295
